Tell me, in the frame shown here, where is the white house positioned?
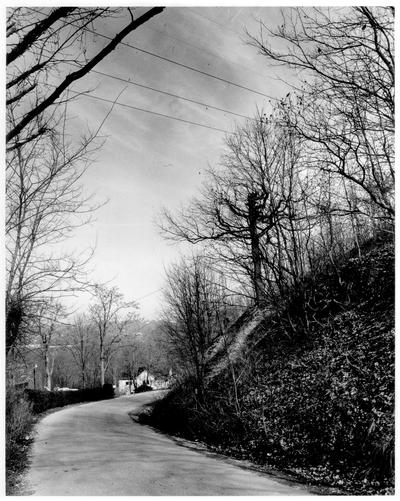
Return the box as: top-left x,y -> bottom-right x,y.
118,369 -> 173,394
118,379 -> 134,395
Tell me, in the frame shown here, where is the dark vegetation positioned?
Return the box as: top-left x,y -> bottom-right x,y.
6,388 -> 35,495
24,384 -> 115,414
6,384 -> 115,494
145,235 -> 394,494
135,382 -> 153,393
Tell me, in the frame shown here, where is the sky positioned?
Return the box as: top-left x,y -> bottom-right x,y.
24,5 -> 298,320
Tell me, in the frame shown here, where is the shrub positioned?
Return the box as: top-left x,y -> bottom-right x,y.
102,383 -> 115,398
6,387 -> 35,494
135,382 -> 153,393
6,388 -> 34,461
24,386 -> 114,414
238,309 -> 394,474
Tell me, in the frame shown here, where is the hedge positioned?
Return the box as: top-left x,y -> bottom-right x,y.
24,384 -> 114,414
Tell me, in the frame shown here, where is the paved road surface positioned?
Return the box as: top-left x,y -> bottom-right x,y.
24,392 -> 311,495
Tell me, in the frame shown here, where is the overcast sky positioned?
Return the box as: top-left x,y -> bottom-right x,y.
55,6 -> 296,320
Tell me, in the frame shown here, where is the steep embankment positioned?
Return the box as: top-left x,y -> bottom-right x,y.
146,235 -> 394,494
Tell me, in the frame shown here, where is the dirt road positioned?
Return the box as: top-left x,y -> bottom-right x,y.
23,391 -> 312,495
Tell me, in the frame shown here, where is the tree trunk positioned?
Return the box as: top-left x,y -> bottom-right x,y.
248,192 -> 267,307
100,336 -> 106,386
80,337 -> 86,388
81,368 -> 86,389
44,344 -> 54,391
100,355 -> 105,386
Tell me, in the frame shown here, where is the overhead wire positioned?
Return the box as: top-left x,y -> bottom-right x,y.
77,66 -> 255,122
21,7 -> 274,133
135,288 -> 162,301
46,83 -> 231,133
26,7 -> 277,101
9,11 -> 266,347
82,30 -> 276,100
139,15 -> 277,85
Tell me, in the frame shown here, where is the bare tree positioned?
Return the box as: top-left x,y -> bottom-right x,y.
117,342 -> 141,389
6,7 -> 165,147
5,115 -> 102,354
159,115 -> 306,307
6,7 -> 166,355
33,300 -> 65,391
162,256 -> 231,397
67,314 -> 96,389
249,6 -> 394,220
89,285 -> 138,386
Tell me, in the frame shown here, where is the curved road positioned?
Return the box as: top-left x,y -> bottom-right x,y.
24,391 -> 311,495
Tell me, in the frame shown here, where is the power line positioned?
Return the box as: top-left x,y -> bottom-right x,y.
27,7 -> 277,101
85,28 -> 275,100
21,9 -> 273,135
49,84 -> 230,134
141,17 -> 276,86
82,67 -> 254,122
136,288 -> 162,301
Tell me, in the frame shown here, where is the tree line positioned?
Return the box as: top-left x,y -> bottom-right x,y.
8,283 -> 173,391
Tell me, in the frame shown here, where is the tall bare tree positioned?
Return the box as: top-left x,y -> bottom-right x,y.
89,285 -> 138,386
67,314 -> 96,389
249,6 -> 394,220
5,115 -> 101,353
159,115 -> 306,307
5,6 -> 166,353
162,256 -> 232,396
33,300 -> 65,391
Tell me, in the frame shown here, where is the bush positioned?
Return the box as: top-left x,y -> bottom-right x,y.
102,383 -> 115,398
237,309 -> 394,473
24,386 -> 114,414
6,388 -> 34,461
6,387 -> 35,494
135,382 -> 153,393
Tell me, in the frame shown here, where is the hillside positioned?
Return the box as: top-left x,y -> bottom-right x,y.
144,234 -> 394,494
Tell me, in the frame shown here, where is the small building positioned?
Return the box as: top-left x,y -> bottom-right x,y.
118,379 -> 135,395
136,369 -> 172,390
135,369 -> 154,387
118,368 -> 173,395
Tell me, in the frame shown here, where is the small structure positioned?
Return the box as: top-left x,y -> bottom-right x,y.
118,368 -> 173,395
135,369 -> 154,387
118,379 -> 134,395
136,369 -> 172,390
